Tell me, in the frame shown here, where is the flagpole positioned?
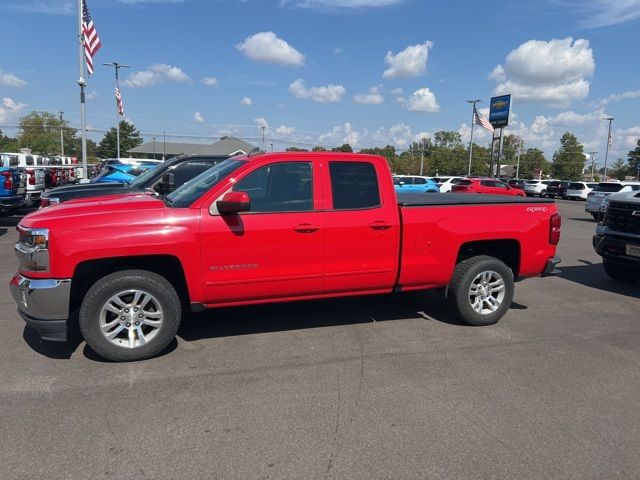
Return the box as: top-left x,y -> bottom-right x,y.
603,116 -> 613,181
466,99 -> 481,176
103,62 -> 130,158
77,0 -> 89,183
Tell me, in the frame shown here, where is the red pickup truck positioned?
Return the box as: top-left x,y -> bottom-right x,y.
11,152 -> 561,361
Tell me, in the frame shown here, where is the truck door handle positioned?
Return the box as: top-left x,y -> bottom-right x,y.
369,221 -> 392,230
293,223 -> 320,233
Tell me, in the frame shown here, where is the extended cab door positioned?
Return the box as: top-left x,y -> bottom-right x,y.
201,159 -> 324,303
322,158 -> 400,293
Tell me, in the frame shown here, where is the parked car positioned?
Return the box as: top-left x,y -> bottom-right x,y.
545,181 -> 572,199
1,152 -> 46,204
523,179 -> 554,197
452,178 -> 526,196
91,163 -> 159,184
0,166 -> 26,215
593,190 -> 640,283
41,155 -> 229,207
393,175 -> 439,193
97,158 -> 161,175
11,152 -> 561,361
434,177 -> 466,193
585,182 -> 640,221
565,182 -> 599,200
507,179 -> 527,189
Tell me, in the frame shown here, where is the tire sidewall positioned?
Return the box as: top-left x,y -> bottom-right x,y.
450,257 -> 514,326
79,270 -> 181,362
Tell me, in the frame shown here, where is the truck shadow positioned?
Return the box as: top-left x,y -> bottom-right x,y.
556,260 -> 640,299
178,290 -> 512,343
0,228 -> 7,237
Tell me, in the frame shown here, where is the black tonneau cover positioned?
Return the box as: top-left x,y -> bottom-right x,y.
397,192 -> 555,206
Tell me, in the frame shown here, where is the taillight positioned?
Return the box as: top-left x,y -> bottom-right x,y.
27,169 -> 35,185
550,213 -> 561,245
1,171 -> 13,190
40,198 -> 50,208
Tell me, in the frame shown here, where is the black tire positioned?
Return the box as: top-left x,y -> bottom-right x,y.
446,256 -> 514,326
539,189 -> 546,197
79,269 -> 182,362
603,259 -> 640,283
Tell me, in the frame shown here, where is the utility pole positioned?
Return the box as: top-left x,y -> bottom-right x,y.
466,99 -> 481,176
588,151 -> 597,181
103,62 -> 130,158
261,126 -> 266,150
163,130 -> 166,159
603,116 -> 614,181
59,111 -> 65,156
419,138 -> 426,176
152,137 -> 156,159
515,147 -> 521,179
270,143 -> 274,152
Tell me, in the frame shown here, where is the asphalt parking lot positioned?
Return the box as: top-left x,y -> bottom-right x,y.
1,199 -> 638,480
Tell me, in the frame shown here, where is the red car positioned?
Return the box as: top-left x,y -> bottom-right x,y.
11,152 -> 559,361
452,178 -> 526,196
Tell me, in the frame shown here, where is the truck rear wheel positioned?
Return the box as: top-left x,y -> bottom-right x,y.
79,270 -> 182,362
447,256 -> 514,326
603,259 -> 640,283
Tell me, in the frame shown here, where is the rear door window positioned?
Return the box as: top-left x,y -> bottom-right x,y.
569,183 -> 584,190
413,177 -> 427,184
329,161 -> 380,210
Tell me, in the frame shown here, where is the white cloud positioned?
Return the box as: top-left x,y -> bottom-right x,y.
597,89 -> 640,106
391,87 -> 403,96
383,41 -> 433,79
0,97 -> 27,123
0,70 -> 27,87
236,32 -> 305,67
123,63 -> 191,88
276,125 -> 295,136
319,122 -> 360,147
86,90 -> 98,100
333,47 -> 343,55
354,86 -> 384,105
194,112 -> 204,123
255,117 -> 269,130
400,87 -> 440,113
318,122 -> 432,150
240,97 -> 253,106
201,77 -> 219,87
289,78 -> 346,103
490,38 -> 595,107
578,0 -> 640,27
280,0 -> 404,10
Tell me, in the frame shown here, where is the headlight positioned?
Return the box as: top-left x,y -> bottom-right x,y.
16,227 -> 49,272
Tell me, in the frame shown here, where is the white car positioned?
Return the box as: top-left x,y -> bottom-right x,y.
566,182 -> 599,200
523,179 -> 554,197
585,181 -> 640,220
433,177 -> 465,193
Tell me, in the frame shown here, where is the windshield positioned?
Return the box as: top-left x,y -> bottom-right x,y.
129,164 -> 163,188
165,159 -> 247,208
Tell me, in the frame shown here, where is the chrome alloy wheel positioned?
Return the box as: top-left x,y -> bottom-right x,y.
468,271 -> 506,315
98,289 -> 163,349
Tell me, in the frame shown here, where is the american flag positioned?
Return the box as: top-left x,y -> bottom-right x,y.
82,0 -> 101,75
115,85 -> 124,115
473,107 -> 494,133
608,129 -> 613,148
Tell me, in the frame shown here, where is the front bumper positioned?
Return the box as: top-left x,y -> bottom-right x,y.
10,274 -> 71,341
0,195 -> 23,210
541,256 -> 562,277
593,235 -> 640,269
26,190 -> 43,203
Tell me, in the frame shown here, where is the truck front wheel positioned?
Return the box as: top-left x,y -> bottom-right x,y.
447,256 -> 514,326
79,270 -> 182,362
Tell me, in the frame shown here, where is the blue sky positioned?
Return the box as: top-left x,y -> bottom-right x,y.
1,0 -> 639,164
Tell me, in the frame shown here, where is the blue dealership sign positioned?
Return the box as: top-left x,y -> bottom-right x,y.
489,94 -> 511,128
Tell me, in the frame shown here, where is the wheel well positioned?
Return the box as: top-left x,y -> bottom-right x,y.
69,255 -> 189,313
456,240 -> 520,277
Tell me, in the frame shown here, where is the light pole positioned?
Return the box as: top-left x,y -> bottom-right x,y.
103,62 -> 130,158
603,116 -> 614,181
419,138 -> 426,176
466,99 -> 482,176
58,111 -> 64,156
588,151 -> 598,181
152,137 -> 156,159
261,126 -> 266,150
515,147 -> 521,179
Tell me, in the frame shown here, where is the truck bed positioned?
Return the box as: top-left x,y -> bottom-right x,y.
397,192 -> 555,206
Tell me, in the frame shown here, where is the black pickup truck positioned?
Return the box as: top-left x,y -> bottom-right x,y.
40,155 -> 228,207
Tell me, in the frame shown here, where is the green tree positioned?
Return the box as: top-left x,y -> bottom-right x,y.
17,111 -> 77,155
331,143 -> 353,153
518,148 -> 550,179
608,158 -> 628,181
359,145 -> 399,171
97,120 -> 143,158
285,147 -> 308,152
311,146 -> 327,152
0,128 -> 19,152
500,134 -> 525,169
552,132 -> 586,180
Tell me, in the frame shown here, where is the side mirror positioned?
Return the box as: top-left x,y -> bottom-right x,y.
217,191 -> 250,215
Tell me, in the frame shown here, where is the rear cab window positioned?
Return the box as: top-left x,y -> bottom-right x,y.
329,161 -> 380,209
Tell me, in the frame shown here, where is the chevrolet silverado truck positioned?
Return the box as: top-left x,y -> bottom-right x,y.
593,190 -> 640,283
11,152 -> 561,362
